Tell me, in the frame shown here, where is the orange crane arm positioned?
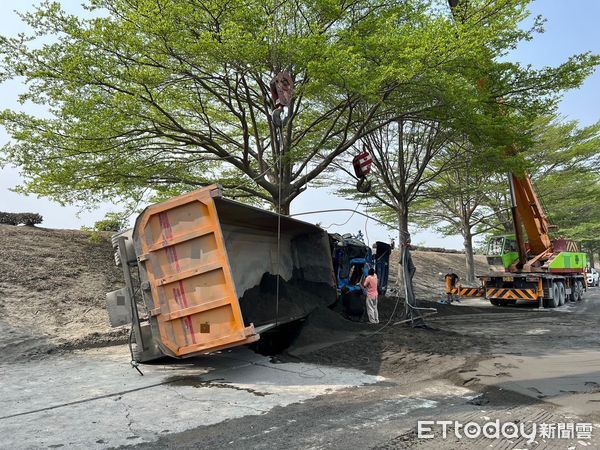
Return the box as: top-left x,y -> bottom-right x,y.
509,174 -> 554,268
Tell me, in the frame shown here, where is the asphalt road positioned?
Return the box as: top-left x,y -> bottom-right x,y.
2,288 -> 600,449
138,287 -> 600,449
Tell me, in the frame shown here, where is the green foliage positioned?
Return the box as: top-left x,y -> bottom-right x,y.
81,212 -> 126,242
92,213 -> 127,232
80,226 -> 104,244
538,170 -> 600,242
1,0 -> 597,214
528,115 -> 600,175
526,115 -> 600,245
412,145 -> 501,238
469,115 -> 600,247
0,212 -> 43,226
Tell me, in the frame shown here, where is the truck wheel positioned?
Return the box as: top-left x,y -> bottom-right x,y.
576,281 -> 584,301
547,284 -> 559,308
490,299 -> 500,306
557,282 -> 566,306
572,281 -> 579,302
567,282 -> 576,302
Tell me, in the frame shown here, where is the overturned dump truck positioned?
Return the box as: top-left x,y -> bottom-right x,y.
106,185 -> 336,362
330,233 -> 391,319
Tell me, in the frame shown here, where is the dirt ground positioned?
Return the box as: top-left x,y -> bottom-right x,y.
388,248 -> 489,300
0,225 -> 479,361
0,224 -> 127,361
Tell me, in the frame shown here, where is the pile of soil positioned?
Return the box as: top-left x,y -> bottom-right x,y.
285,306 -> 369,356
388,249 -> 490,300
0,223 -> 492,365
238,272 -> 337,327
0,224 -> 126,360
290,303 -> 490,378
283,294 -> 505,377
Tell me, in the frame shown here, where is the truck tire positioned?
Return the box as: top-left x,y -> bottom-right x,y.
557,282 -> 566,306
576,281 -> 584,301
567,282 -> 576,302
490,299 -> 500,306
546,284 -> 559,308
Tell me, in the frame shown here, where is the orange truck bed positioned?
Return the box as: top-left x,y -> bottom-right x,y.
106,185 -> 336,362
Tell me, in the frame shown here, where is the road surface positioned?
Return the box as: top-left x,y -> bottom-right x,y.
1,288 -> 600,449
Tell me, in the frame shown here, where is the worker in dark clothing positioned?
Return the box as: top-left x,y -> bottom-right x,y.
444,269 -> 460,304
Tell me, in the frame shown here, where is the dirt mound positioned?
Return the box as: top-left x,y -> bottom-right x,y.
389,249 -> 489,300
238,273 -> 336,327
285,307 -> 369,356
292,306 -> 486,377
0,224 -> 126,360
0,224 -> 492,363
283,292 -> 506,375
284,295 -> 480,359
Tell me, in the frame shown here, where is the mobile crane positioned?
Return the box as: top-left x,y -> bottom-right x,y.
479,173 -> 587,308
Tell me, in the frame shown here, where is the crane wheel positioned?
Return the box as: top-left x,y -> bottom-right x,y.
567,283 -> 576,302
546,284 -> 559,308
576,281 -> 584,301
557,282 -> 566,306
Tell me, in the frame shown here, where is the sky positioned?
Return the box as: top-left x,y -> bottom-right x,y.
0,0 -> 598,249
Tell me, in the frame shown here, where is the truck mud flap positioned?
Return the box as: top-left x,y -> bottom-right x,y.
485,288 -> 538,300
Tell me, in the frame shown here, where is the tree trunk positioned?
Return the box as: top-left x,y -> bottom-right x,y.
397,205 -> 422,324
278,202 -> 290,216
269,186 -> 292,215
463,229 -> 476,284
397,206 -> 410,283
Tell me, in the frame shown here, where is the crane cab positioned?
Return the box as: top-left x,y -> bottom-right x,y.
485,235 -> 519,272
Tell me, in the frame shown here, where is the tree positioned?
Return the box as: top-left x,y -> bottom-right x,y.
527,115 -> 600,265
527,115 -> 600,176
330,117 -> 465,302
413,146 -> 507,283
1,0 -> 597,214
474,115 -> 600,265
479,177 -> 514,234
340,118 -> 456,246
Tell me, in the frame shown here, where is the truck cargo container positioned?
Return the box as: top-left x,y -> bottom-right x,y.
106,185 -> 336,362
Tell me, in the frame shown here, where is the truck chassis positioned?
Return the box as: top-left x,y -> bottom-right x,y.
477,272 -> 587,307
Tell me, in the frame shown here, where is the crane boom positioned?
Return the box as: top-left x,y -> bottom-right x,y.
510,173 -> 553,255
508,173 -> 556,271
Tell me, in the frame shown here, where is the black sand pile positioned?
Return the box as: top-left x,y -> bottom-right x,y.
286,306 -> 369,356
238,272 -> 336,327
280,295 -> 498,376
